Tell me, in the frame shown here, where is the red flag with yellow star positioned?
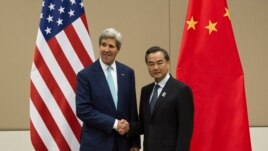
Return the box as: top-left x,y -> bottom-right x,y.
176,0 -> 252,150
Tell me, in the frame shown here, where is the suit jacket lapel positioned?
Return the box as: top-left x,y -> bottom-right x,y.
116,62 -> 124,110
93,60 -> 116,110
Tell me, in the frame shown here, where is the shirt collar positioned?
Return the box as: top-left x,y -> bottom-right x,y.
99,58 -> 116,71
155,74 -> 170,88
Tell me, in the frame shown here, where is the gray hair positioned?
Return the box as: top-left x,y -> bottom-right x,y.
99,28 -> 122,50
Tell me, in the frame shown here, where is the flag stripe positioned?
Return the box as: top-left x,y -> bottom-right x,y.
30,121 -> 48,151
30,99 -> 60,151
36,29 -> 76,112
31,82 -> 71,150
72,17 -> 95,64
31,62 -> 80,150
48,36 -> 78,91
33,48 -> 81,142
56,29 -> 84,75
80,14 -> 89,32
65,22 -> 93,67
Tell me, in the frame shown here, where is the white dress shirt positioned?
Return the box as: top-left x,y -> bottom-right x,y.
99,58 -> 119,129
99,58 -> 118,95
150,73 -> 170,101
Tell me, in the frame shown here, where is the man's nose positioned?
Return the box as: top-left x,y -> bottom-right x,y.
103,46 -> 109,52
152,64 -> 160,70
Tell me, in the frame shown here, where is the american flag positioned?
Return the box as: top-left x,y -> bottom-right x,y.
30,0 -> 95,150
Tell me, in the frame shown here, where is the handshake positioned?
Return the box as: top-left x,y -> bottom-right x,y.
116,119 -> 130,135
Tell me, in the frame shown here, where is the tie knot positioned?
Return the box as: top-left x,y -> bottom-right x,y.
107,66 -> 112,72
154,84 -> 160,90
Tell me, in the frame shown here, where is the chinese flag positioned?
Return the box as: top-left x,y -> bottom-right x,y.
176,0 -> 252,151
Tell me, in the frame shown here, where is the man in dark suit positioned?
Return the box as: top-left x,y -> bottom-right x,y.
75,28 -> 140,151
127,46 -> 194,151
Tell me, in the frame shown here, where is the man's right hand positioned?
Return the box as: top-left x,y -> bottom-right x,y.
117,119 -> 129,135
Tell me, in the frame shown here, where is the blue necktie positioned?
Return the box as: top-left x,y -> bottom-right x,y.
107,66 -> 117,109
150,84 -> 160,113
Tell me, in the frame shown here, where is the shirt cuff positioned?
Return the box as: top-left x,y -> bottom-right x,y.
113,119 -> 118,130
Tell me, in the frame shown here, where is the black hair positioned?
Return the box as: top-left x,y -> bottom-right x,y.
145,46 -> 170,63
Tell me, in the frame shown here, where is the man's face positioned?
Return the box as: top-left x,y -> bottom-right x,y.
99,38 -> 119,65
146,51 -> 170,83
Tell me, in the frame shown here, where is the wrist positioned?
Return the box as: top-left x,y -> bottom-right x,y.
113,119 -> 118,130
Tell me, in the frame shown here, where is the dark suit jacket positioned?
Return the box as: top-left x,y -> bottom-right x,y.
129,76 -> 194,151
76,59 -> 140,151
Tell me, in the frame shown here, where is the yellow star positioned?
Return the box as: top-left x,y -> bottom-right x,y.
205,20 -> 217,34
224,7 -> 230,19
186,16 -> 198,30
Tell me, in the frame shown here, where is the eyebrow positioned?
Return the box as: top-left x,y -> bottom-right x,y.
148,59 -> 164,63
